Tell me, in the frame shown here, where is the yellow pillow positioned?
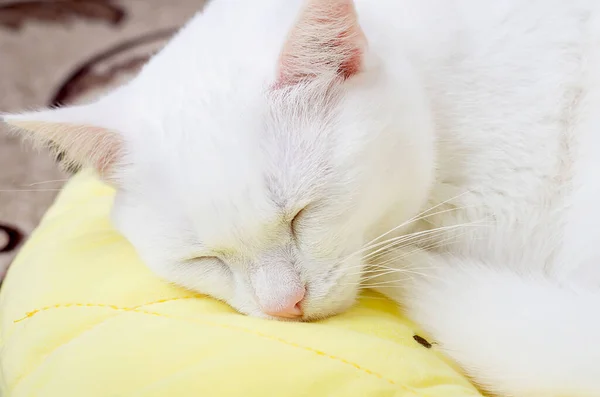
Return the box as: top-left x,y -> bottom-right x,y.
0,171 -> 482,397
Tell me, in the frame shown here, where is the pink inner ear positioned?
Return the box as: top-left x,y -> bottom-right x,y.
87,126 -> 122,177
276,0 -> 366,88
4,119 -> 122,180
337,47 -> 363,80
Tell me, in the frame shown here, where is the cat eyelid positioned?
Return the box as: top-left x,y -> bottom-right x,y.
184,254 -> 226,264
290,207 -> 308,238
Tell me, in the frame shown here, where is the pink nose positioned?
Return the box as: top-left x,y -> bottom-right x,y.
262,285 -> 306,319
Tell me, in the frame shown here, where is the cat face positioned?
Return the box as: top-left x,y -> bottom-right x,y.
2,0 -> 435,320
110,81 -> 386,319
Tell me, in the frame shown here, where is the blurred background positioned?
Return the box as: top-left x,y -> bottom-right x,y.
0,0 -> 206,276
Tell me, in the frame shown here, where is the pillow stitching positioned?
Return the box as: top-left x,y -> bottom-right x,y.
9,304 -> 437,396
13,296 -> 198,323
8,310 -> 131,394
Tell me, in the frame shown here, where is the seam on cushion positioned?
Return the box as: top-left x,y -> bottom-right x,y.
13,296 -> 198,323
11,304 -> 429,396
130,341 -> 417,397
8,310 -> 133,395
2,297 -> 198,352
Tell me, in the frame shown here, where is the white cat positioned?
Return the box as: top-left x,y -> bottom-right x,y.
3,0 -> 600,395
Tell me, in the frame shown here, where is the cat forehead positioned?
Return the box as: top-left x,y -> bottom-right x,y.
124,75 -> 344,238
131,98 -> 335,217
139,80 -> 339,188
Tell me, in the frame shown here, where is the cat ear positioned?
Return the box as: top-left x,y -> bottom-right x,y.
276,0 -> 367,87
1,103 -> 123,182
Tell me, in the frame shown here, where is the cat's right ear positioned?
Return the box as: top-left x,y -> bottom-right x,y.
275,0 -> 367,88
1,102 -> 124,184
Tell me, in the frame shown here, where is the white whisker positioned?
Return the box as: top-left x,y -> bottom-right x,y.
371,229 -> 473,269
359,221 -> 485,263
363,191 -> 472,247
360,267 -> 432,282
338,204 -> 481,266
0,188 -> 63,193
24,179 -> 69,186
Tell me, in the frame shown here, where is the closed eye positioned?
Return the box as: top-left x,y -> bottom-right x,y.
185,255 -> 228,268
291,207 -> 307,239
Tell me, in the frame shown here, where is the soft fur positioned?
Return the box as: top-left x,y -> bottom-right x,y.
3,0 -> 600,395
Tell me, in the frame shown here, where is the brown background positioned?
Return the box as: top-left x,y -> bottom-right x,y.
0,0 -> 206,276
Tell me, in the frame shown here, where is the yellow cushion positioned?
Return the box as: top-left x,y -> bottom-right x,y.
0,170 -> 483,397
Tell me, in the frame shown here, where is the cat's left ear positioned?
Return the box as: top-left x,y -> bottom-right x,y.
276,0 -> 367,87
1,101 -> 123,184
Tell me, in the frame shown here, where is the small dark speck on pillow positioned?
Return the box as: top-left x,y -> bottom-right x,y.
413,334 -> 433,349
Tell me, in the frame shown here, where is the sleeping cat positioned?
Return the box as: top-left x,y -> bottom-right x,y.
3,0 -> 600,395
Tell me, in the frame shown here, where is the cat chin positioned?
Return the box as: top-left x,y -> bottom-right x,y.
301,298 -> 358,322
235,299 -> 357,322
295,286 -> 361,321
225,278 -> 360,322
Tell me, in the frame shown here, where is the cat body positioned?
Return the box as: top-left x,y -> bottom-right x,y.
3,0 -> 600,395
361,3 -> 600,395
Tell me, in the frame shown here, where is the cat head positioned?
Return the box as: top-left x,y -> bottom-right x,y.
2,0 -> 435,320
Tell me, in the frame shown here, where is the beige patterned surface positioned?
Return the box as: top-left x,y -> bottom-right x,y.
0,0 -> 205,275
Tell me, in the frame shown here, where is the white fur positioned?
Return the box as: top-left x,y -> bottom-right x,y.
3,0 -> 600,395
